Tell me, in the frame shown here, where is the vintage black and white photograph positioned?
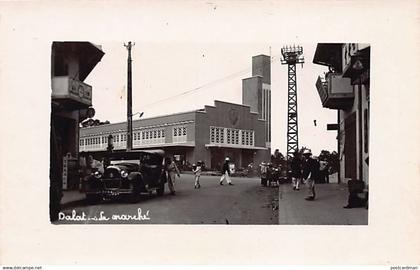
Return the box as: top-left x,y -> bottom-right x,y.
2,0 -> 420,267
50,42 -> 370,225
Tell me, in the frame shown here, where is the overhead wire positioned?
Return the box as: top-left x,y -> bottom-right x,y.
140,54 -> 281,110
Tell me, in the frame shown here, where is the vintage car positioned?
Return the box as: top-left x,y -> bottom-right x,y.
261,163 -> 287,187
84,150 -> 166,204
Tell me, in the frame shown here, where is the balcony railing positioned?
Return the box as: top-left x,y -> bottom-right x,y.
315,73 -> 354,110
52,76 -> 92,108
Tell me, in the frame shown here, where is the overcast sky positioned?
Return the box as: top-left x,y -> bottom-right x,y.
84,42 -> 336,155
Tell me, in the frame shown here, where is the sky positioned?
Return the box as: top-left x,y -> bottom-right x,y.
84,42 -> 337,156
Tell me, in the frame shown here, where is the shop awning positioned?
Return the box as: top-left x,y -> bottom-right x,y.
52,42 -> 105,81
313,43 -> 343,73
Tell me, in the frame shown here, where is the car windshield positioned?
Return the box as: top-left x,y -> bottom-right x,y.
140,154 -> 161,165
111,160 -> 140,165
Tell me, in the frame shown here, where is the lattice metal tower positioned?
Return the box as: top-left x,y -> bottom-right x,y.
281,45 -> 304,159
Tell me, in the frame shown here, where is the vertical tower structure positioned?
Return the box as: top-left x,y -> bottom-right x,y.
242,54 -> 271,148
281,45 -> 304,159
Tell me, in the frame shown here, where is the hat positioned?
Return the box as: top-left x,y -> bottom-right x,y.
303,149 -> 312,155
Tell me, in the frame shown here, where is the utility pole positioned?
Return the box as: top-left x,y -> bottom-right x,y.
124,41 -> 134,151
281,45 -> 304,159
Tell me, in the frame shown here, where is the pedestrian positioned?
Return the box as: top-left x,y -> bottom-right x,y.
260,162 -> 268,186
87,155 -> 104,174
302,149 -> 320,201
220,157 -> 233,186
290,151 -> 302,190
165,157 -> 180,195
319,157 -> 329,183
193,161 -> 202,189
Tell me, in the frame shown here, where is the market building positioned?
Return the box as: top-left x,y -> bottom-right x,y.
80,54 -> 272,170
312,43 -> 370,186
80,100 -> 269,170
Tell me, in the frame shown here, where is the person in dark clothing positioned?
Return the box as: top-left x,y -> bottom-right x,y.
343,179 -> 367,208
290,151 -> 302,190
319,158 -> 330,183
302,149 -> 320,201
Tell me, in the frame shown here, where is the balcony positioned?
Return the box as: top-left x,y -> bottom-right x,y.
316,73 -> 354,110
52,76 -> 92,109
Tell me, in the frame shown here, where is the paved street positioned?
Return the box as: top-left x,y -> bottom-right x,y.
277,182 -> 368,225
56,174 -> 368,225
56,174 -> 279,224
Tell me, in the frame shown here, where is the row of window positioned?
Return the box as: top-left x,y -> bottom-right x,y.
210,126 -> 254,146
133,128 -> 165,141
80,126 -> 187,147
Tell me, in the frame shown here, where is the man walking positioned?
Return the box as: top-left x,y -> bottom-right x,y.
319,157 -> 329,183
302,149 -> 320,201
220,157 -> 233,186
290,151 -> 302,190
165,157 -> 180,195
193,161 -> 202,189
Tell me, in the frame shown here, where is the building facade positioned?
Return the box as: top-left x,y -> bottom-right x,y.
50,42 -> 105,220
80,100 -> 270,170
313,43 -> 370,186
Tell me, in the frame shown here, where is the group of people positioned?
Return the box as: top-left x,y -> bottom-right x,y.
78,153 -> 235,196
289,149 -> 330,201
165,156 -> 234,195
191,157 -> 234,190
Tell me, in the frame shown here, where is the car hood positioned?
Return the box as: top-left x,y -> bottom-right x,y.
106,163 -> 139,173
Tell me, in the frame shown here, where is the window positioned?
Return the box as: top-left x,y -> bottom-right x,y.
210,127 -> 215,143
250,131 -> 254,146
234,130 -> 239,144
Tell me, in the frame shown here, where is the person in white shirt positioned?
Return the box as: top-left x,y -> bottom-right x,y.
193,161 -> 202,189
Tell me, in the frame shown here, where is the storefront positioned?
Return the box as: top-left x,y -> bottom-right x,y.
313,43 -> 370,185
50,42 -> 104,221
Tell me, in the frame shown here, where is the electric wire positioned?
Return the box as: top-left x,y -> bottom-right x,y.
140,55 -> 281,109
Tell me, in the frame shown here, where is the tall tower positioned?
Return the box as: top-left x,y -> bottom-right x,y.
281,45 -> 304,159
242,55 -> 271,148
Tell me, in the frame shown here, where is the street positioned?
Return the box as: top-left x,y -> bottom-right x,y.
56,174 -> 279,225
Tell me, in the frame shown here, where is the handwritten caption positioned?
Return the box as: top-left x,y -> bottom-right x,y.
58,208 -> 150,222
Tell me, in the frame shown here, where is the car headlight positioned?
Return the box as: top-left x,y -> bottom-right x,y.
94,171 -> 102,179
120,170 -> 129,178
